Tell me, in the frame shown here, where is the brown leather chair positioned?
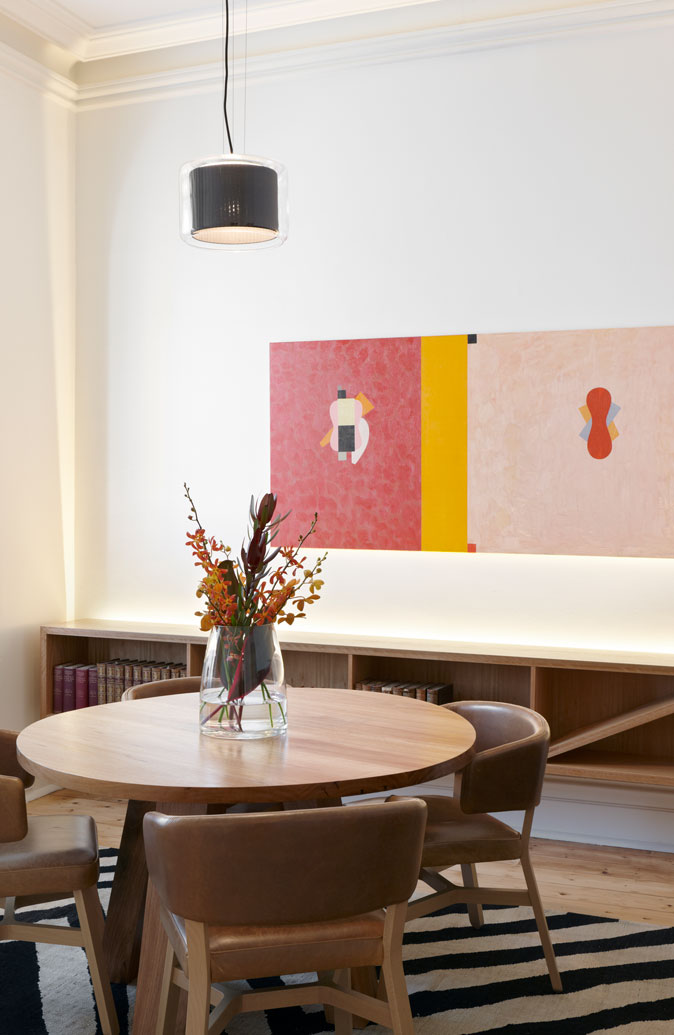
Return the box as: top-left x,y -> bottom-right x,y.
121,675 -> 201,700
395,700 -> 562,992
144,798 -> 427,1035
0,730 -> 119,1034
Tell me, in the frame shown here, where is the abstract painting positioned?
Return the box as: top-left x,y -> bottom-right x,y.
270,326 -> 674,557
270,336 -> 469,551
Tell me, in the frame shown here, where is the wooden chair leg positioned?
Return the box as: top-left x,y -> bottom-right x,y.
184,920 -> 212,1035
333,968 -> 353,1035
520,850 -> 563,992
317,970 -> 335,1024
74,885 -> 120,1035
156,942 -> 181,1035
460,863 -> 484,929
380,904 -> 414,1035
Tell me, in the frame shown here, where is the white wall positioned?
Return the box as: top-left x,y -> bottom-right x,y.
72,20 -> 674,850
0,65 -> 75,731
75,21 -> 674,655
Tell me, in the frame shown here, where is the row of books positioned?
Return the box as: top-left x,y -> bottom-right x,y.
355,680 -> 453,705
53,660 -> 188,712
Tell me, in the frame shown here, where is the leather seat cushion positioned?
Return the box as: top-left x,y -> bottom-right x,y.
418,796 -> 522,867
0,815 -> 99,897
166,909 -> 386,981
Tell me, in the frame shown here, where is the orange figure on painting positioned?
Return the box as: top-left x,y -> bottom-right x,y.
579,386 -> 620,460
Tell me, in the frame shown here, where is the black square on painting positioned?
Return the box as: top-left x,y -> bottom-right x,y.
338,425 -> 356,452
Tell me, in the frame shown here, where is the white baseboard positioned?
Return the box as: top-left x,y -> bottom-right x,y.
347,775 -> 674,854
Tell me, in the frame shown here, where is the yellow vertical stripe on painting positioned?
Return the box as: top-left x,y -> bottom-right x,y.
421,336 -> 467,552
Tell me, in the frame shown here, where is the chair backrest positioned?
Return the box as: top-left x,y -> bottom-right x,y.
445,701 -> 550,815
0,730 -> 31,843
144,798 -> 427,927
122,676 -> 201,701
0,730 -> 34,788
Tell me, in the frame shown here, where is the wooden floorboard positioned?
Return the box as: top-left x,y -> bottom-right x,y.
27,789 -> 674,927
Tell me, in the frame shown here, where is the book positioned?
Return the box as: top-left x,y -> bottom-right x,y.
132,663 -> 144,687
53,664 -> 66,713
115,660 -> 130,701
105,659 -> 119,704
75,665 -> 90,709
381,681 -> 405,695
426,683 -> 453,706
62,664 -> 82,711
141,663 -> 154,684
96,661 -> 107,705
88,665 -> 98,707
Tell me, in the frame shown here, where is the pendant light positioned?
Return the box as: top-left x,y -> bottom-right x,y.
179,0 -> 288,250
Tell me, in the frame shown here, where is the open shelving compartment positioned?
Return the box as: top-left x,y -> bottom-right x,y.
533,664 -> 674,787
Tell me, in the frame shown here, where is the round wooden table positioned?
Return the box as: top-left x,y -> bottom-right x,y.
18,687 -> 475,1034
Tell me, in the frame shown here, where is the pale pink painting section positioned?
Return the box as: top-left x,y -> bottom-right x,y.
468,327 -> 674,557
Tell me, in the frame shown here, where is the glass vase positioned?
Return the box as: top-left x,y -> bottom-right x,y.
199,624 -> 287,739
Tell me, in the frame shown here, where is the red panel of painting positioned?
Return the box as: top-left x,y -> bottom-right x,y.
270,338 -> 421,550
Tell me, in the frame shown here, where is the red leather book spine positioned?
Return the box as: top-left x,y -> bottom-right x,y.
75,665 -> 89,709
53,664 -> 64,713
63,665 -> 77,711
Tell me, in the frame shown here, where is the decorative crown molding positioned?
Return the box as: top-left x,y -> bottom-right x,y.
0,0 -> 89,56
1,0 -> 673,108
0,36 -> 76,105
74,0 -> 674,110
5,0 -> 674,62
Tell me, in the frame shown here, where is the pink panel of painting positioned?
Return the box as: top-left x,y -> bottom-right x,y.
467,326 -> 674,557
270,338 -> 421,550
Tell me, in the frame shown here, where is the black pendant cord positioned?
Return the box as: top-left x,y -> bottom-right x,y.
223,0 -> 234,153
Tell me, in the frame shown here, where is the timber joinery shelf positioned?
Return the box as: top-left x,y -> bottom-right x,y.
41,620 -> 674,789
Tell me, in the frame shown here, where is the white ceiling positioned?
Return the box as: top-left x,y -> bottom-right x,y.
0,0 -> 665,64
63,1 -> 218,30
2,0 -> 429,35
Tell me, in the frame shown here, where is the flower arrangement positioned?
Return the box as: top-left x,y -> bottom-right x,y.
184,485 -> 327,737
184,484 -> 326,630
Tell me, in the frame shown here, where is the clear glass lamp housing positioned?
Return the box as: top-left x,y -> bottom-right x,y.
179,154 -> 288,250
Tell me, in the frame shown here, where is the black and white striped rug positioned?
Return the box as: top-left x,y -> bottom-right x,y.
1,848 -> 673,1035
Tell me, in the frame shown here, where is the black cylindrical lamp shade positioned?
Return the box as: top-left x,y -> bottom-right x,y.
180,154 -> 288,249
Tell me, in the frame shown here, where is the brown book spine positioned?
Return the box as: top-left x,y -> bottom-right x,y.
88,666 -> 98,707
132,663 -> 144,687
97,661 -> 107,705
150,665 -> 164,681
113,661 -> 127,702
415,684 -> 431,701
106,660 -> 118,704
426,683 -> 453,706
141,663 -> 154,683
124,663 -> 136,691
